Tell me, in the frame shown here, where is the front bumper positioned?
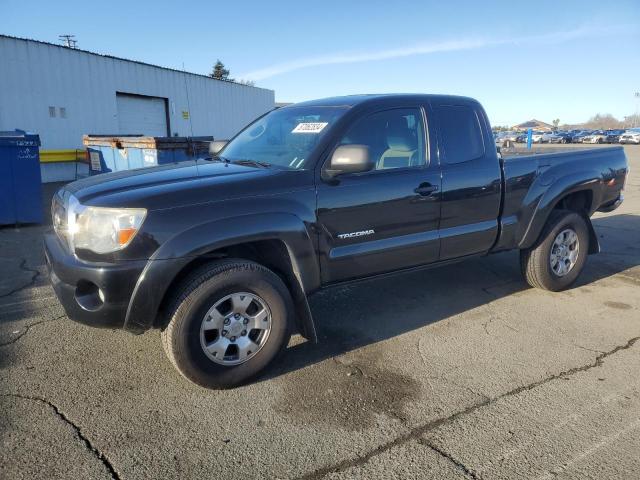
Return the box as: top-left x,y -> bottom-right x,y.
44,232 -> 147,330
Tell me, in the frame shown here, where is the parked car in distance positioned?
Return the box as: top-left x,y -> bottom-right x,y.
582,130 -> 609,144
619,129 -> 640,145
494,131 -> 508,145
571,130 -> 593,143
531,131 -> 549,143
503,131 -> 519,142
45,94 -> 629,389
541,131 -> 560,143
605,129 -> 626,144
548,131 -> 573,143
494,131 -> 518,146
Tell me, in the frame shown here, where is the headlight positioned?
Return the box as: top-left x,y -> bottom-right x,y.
57,195 -> 146,254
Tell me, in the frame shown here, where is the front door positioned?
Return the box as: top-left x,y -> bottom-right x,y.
316,107 -> 441,284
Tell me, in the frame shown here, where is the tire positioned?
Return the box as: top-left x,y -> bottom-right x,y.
161,259 -> 293,389
520,210 -> 590,291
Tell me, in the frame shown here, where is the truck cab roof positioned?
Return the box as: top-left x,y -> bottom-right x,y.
287,93 -> 480,109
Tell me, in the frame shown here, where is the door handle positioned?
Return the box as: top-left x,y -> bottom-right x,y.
414,184 -> 439,196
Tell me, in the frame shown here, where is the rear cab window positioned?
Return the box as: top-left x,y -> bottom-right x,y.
435,104 -> 485,164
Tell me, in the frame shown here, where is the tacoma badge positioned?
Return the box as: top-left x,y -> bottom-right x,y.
337,229 -> 375,239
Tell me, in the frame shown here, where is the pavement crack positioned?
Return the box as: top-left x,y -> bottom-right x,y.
0,315 -> 65,347
297,336 -> 640,479
1,393 -> 120,480
482,317 -> 492,335
482,313 -> 519,337
420,438 -> 481,479
567,343 -> 605,355
0,259 -> 41,298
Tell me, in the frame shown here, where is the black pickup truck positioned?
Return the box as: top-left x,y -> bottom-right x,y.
45,94 -> 628,388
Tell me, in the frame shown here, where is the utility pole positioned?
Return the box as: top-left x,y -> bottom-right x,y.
635,92 -> 640,127
58,34 -> 77,48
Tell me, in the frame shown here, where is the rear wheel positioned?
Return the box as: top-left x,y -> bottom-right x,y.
520,210 -> 589,291
161,259 -> 292,389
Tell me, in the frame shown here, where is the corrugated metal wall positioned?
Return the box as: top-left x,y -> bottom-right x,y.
0,36 -> 275,150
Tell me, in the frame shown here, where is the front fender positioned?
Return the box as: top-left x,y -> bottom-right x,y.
124,212 -> 320,340
517,170 -> 603,250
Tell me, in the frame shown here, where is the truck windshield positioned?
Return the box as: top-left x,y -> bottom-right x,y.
219,106 -> 348,169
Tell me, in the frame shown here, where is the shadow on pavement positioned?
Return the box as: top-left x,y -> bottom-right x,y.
262,213 -> 640,381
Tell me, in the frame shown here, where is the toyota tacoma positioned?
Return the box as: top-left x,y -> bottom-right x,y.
45,94 -> 628,389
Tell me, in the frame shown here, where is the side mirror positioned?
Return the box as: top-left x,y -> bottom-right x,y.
209,140 -> 228,156
325,145 -> 373,178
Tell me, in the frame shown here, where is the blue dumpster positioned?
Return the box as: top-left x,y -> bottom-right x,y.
0,130 -> 43,225
83,135 -> 214,175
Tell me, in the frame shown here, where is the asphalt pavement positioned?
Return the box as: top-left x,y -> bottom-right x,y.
1,144 -> 639,480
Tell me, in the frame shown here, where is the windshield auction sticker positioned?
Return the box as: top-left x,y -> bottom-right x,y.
292,122 -> 328,133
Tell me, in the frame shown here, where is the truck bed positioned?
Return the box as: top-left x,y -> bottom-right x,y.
502,145 -> 618,159
493,146 -> 628,253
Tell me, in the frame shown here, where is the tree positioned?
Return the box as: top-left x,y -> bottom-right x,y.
584,113 -> 622,130
209,60 -> 232,81
552,118 -> 560,129
624,114 -> 640,128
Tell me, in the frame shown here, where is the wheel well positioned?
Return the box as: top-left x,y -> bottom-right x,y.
554,190 -> 593,214
552,190 -> 599,255
155,240 -> 303,328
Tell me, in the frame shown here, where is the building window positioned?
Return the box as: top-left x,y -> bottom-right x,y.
60,107 -> 67,119
49,106 -> 56,118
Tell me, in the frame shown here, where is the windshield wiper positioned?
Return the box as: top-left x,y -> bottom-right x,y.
201,155 -> 230,163
231,159 -> 271,168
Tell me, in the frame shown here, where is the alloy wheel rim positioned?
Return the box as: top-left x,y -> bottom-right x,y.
550,228 -> 579,277
199,292 -> 272,366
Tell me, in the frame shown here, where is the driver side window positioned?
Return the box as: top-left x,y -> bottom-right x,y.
339,108 -> 427,170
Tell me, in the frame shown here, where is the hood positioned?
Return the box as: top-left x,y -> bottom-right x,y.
63,159 -> 297,210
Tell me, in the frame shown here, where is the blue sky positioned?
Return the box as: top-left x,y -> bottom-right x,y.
2,0 -> 639,125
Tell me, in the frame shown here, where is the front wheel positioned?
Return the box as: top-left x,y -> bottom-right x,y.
520,210 -> 589,291
161,259 -> 293,389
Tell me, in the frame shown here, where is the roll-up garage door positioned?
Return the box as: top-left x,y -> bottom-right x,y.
116,93 -> 168,137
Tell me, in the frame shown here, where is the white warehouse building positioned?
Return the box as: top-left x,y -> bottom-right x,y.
0,34 -> 274,156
